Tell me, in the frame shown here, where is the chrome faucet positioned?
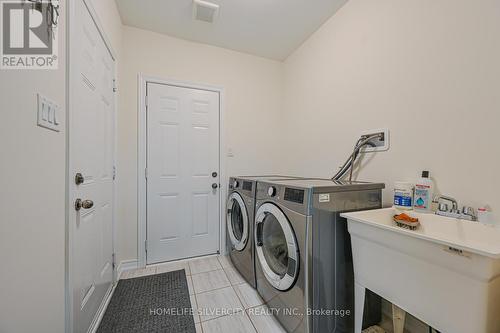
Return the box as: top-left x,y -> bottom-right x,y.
433,195 -> 458,212
433,195 -> 477,221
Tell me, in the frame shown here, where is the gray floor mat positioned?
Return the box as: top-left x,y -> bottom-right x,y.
97,269 -> 196,333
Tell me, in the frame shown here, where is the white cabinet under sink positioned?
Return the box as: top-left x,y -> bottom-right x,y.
342,208 -> 500,333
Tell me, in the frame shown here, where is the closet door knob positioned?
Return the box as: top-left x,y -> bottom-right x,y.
75,199 -> 94,211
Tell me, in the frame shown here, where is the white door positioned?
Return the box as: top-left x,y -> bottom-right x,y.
147,83 -> 220,264
70,1 -> 115,332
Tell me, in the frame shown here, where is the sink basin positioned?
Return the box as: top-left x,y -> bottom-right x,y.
343,207 -> 500,259
341,207 -> 500,333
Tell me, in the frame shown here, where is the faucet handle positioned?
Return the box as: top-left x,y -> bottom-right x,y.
434,195 -> 459,211
438,203 -> 449,212
462,206 -> 476,217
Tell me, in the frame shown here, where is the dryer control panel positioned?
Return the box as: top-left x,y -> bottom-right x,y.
284,188 -> 305,204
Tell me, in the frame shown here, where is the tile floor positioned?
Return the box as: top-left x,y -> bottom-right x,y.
120,255 -> 286,333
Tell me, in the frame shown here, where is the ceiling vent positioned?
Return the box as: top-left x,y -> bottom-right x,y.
193,0 -> 220,23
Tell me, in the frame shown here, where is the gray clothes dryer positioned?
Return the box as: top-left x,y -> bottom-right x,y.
254,178 -> 385,333
226,175 -> 301,288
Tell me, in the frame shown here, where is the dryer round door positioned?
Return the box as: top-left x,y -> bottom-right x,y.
255,203 -> 299,291
227,192 -> 249,251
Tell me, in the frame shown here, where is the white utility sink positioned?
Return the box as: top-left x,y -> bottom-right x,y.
341,208 -> 500,333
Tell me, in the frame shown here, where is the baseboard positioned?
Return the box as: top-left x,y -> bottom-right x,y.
117,259 -> 139,279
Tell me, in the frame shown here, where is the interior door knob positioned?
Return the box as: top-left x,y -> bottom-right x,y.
75,199 -> 94,211
212,183 -> 218,189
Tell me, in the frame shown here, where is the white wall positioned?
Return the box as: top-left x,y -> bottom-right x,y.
0,2 -> 66,332
282,0 -> 500,220
116,26 -> 284,263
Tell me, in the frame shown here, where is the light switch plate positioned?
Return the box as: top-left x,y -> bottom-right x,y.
37,93 -> 60,132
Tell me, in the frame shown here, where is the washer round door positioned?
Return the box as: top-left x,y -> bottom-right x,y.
227,192 -> 249,251
255,203 -> 299,291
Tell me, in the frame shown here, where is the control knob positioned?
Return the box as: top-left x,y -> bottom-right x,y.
268,186 -> 276,197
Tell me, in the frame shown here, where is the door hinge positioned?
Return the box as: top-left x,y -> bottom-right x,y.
113,166 -> 116,180
145,240 -> 148,253
113,79 -> 117,93
112,253 -> 116,270
145,95 -> 148,108
145,167 -> 148,180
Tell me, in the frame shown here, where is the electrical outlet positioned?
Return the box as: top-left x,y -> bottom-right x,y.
37,93 -> 60,132
360,128 -> 389,152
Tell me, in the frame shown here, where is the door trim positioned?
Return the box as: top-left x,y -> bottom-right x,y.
137,74 -> 226,268
66,0 -> 118,332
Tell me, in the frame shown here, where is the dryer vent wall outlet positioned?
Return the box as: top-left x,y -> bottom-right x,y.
359,129 -> 389,153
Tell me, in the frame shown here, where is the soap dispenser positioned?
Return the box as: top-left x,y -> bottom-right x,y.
414,171 -> 434,213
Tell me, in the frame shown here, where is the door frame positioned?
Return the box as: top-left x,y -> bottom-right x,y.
66,0 -> 119,332
137,74 -> 226,268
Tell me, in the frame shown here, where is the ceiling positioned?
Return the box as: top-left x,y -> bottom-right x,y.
115,0 -> 348,61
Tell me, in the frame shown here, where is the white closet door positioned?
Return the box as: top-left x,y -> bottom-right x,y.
146,83 -> 220,264
70,1 -> 115,332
